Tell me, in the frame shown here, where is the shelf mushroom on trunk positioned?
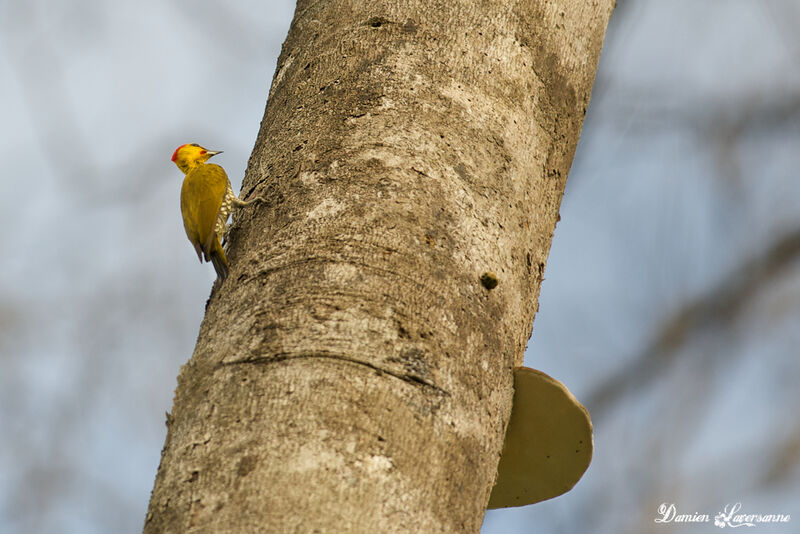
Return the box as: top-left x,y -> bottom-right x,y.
488,367 -> 593,509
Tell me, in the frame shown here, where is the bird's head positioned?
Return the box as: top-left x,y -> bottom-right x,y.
171,143 -> 222,174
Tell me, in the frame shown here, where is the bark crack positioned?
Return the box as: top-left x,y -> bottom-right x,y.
217,351 -> 450,396
241,254 -> 457,303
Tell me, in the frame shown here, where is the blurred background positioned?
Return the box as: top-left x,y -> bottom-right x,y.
1,1 -> 798,532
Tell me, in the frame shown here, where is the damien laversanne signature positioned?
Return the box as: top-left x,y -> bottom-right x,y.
655,502 -> 790,528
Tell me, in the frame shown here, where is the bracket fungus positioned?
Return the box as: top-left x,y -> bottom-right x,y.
487,367 -> 593,509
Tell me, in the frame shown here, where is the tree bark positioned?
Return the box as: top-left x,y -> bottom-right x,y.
145,1 -> 612,532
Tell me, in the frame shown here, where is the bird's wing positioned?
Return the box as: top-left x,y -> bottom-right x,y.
181,164 -> 229,259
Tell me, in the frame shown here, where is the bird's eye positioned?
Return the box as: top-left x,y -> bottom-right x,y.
190,143 -> 200,147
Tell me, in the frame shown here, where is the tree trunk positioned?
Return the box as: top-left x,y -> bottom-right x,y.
144,1 -> 612,532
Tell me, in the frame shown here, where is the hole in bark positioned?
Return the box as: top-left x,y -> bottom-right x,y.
480,272 -> 499,290
366,16 -> 391,28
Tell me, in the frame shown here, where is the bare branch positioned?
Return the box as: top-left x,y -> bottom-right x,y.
587,226 -> 800,417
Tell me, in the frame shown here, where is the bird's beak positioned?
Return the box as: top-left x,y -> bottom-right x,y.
206,150 -> 223,157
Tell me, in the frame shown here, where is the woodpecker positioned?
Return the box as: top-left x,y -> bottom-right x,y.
171,143 -> 256,281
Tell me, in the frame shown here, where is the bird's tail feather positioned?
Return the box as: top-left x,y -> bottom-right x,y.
209,238 -> 229,281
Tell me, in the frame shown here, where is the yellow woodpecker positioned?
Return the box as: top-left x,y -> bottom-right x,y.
171,143 -> 238,281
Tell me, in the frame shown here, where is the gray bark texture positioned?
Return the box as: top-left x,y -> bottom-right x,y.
145,0 -> 612,532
